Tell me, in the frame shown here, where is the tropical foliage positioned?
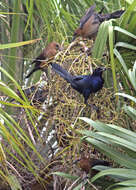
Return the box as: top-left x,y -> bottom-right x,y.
0,0 -> 136,189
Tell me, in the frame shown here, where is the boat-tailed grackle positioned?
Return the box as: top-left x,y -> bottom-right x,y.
78,156 -> 110,174
51,63 -> 105,104
72,4 -> 125,41
25,42 -> 62,78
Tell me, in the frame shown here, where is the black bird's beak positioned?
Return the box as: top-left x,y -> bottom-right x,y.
102,67 -> 106,71
100,67 -> 106,72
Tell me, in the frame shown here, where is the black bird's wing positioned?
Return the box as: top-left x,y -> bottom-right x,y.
89,75 -> 104,93
72,75 -> 92,97
79,4 -> 96,29
72,75 -> 87,81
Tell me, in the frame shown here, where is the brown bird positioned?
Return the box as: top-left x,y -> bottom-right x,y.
25,42 -> 62,78
72,5 -> 125,41
78,157 -> 110,175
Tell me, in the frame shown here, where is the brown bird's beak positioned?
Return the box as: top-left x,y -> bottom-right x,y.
59,46 -> 63,51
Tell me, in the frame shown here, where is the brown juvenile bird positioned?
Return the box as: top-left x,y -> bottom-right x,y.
25,42 -> 62,78
72,4 -> 125,41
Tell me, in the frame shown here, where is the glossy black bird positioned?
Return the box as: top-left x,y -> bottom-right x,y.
72,4 -> 125,41
51,63 -> 105,103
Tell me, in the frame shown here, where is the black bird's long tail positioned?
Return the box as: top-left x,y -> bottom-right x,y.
99,10 -> 125,22
51,63 -> 73,83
